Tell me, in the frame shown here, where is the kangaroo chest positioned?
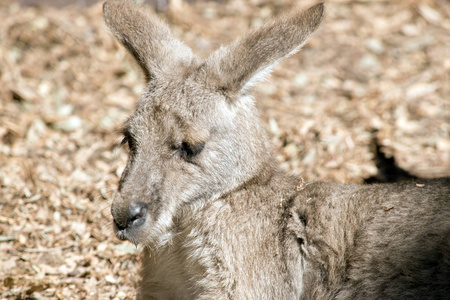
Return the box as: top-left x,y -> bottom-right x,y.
138,199 -> 301,299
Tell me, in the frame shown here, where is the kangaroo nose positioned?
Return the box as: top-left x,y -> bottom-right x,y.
113,202 -> 147,232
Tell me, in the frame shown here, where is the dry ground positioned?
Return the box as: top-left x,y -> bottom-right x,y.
0,0 -> 449,298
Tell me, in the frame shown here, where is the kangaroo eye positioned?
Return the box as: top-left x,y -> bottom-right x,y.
180,141 -> 205,158
121,134 -> 135,150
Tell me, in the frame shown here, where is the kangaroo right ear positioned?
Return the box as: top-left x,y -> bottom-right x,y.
103,0 -> 198,82
201,3 -> 324,96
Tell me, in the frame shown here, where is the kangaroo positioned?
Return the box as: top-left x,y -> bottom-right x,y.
103,1 -> 450,299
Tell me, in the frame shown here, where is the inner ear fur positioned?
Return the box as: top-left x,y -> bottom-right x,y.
103,0 -> 199,82
201,3 -> 324,95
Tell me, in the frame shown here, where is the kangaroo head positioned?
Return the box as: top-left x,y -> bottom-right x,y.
103,0 -> 324,246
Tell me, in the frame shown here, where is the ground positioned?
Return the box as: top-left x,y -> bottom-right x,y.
0,0 -> 449,298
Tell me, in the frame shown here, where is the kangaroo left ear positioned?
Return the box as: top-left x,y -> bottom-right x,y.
200,3 -> 324,96
103,0 -> 199,82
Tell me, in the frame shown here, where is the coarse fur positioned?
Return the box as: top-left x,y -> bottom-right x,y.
285,179 -> 450,299
102,1 -> 450,299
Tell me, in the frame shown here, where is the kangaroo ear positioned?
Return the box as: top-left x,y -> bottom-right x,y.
103,0 -> 198,82
202,3 -> 324,95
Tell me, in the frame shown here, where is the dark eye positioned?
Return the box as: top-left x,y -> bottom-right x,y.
121,135 -> 135,150
180,141 -> 205,158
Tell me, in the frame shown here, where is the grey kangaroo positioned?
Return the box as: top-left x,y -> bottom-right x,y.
103,1 -> 450,299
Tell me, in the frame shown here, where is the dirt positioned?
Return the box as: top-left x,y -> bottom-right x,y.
0,0 -> 449,298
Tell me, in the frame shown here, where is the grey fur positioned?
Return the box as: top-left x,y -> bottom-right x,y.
103,1 -> 450,299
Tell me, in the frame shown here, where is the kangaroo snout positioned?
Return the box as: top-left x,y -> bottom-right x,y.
112,200 -> 148,241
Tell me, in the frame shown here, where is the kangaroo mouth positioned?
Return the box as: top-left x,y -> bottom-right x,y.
112,202 -> 148,243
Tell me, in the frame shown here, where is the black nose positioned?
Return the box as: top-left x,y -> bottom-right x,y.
114,202 -> 147,231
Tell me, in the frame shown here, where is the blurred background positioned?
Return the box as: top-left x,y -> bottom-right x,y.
1,0 -> 449,298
